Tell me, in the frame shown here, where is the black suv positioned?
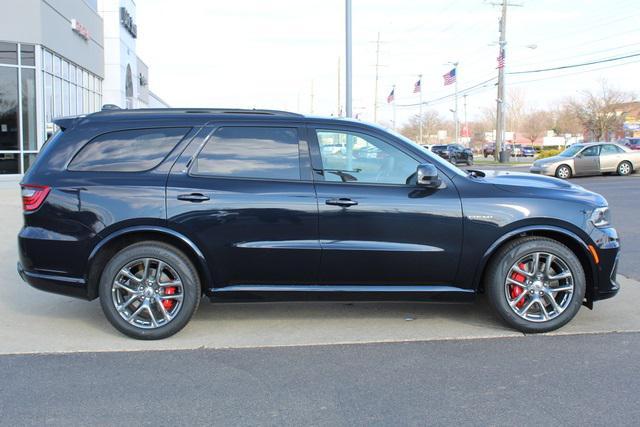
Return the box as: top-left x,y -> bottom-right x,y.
431,144 -> 474,165
18,108 -> 620,339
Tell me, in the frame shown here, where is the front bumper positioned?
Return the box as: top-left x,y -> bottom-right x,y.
529,166 -> 553,176
590,227 -> 620,301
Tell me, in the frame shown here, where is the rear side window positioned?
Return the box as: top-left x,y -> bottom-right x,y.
192,126 -> 300,180
68,127 -> 190,172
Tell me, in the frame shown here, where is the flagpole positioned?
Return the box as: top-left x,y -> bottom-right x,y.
392,85 -> 397,130
454,63 -> 459,144
418,74 -> 423,144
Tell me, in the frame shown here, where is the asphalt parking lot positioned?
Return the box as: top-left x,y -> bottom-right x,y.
1,171 -> 639,426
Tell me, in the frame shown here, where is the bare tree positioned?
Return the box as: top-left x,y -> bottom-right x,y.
506,88 -> 527,133
551,101 -> 583,135
570,80 -> 634,141
521,110 -> 553,145
399,110 -> 445,142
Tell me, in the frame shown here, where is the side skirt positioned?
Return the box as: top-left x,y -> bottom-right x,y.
206,285 -> 476,303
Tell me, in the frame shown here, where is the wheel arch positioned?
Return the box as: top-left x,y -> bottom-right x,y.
474,225 -> 597,308
85,226 -> 212,300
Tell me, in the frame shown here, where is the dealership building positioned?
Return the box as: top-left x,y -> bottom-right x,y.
0,0 -> 168,175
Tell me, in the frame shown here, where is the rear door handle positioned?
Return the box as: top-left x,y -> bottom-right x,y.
177,193 -> 210,202
326,198 -> 358,207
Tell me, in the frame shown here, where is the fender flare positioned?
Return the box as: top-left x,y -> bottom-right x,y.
472,224 -> 597,292
86,225 -> 213,298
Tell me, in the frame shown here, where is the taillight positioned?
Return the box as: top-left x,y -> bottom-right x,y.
21,184 -> 51,212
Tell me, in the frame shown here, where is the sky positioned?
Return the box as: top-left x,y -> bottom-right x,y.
136,0 -> 640,128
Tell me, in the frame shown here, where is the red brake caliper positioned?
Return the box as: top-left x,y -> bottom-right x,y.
509,262 -> 527,308
162,287 -> 176,310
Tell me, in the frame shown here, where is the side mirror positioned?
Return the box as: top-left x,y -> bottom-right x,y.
416,163 -> 441,188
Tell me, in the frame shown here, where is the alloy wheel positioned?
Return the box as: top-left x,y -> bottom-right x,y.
111,258 -> 184,329
556,166 -> 571,179
619,162 -> 631,175
504,252 -> 574,322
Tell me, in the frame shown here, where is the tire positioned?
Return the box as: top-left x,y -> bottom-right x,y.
555,164 -> 572,179
99,241 -> 201,340
466,156 -> 474,166
617,161 -> 632,176
449,156 -> 457,164
485,236 -> 586,333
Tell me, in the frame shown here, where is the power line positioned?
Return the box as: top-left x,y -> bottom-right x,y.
394,76 -> 497,108
507,52 -> 640,75
509,58 -> 640,86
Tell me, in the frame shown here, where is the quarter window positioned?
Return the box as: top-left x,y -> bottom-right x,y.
316,130 -> 418,185
192,127 -> 301,180
68,128 -> 190,172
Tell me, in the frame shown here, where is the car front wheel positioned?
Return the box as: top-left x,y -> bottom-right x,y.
485,236 -> 585,333
99,241 -> 201,340
555,165 -> 572,179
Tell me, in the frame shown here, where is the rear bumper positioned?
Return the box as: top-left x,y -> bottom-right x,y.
17,262 -> 89,300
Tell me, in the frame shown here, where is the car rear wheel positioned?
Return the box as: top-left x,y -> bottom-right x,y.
99,241 -> 201,340
466,157 -> 474,166
485,236 -> 585,333
555,165 -> 572,179
617,161 -> 632,176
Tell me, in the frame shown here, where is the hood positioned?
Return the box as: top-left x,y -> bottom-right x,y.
478,170 -> 584,191
533,155 -> 567,166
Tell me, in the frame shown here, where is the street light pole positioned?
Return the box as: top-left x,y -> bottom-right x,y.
345,0 -> 353,118
418,74 -> 423,144
495,0 -> 507,162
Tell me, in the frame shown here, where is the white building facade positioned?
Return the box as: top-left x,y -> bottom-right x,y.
98,0 -> 168,109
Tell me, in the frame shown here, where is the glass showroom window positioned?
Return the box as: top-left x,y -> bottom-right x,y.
0,42 -> 37,175
41,48 -> 102,147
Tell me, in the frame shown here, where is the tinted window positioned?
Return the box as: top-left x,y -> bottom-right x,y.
0,42 -> 17,65
601,144 -> 623,155
316,130 -> 418,185
192,127 -> 300,180
69,128 -> 189,172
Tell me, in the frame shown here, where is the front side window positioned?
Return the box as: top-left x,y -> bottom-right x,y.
192,127 -> 301,180
316,130 -> 418,185
581,146 -> 600,157
69,127 -> 190,172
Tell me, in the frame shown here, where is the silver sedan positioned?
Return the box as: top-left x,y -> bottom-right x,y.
529,142 -> 640,179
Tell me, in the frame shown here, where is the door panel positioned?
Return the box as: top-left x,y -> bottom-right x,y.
599,144 -> 622,172
166,124 -> 319,288
574,145 -> 600,175
310,127 -> 463,286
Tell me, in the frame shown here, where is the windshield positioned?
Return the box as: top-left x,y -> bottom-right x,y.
559,144 -> 584,157
388,129 -> 467,177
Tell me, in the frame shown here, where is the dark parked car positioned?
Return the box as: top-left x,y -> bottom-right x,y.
431,144 -> 474,165
483,143 -> 495,158
19,108 -> 619,339
624,138 -> 640,151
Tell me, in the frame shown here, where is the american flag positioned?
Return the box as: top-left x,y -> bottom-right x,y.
387,87 -> 395,103
497,48 -> 505,69
413,79 -> 421,93
443,68 -> 456,86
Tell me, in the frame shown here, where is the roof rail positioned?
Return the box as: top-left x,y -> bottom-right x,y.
92,108 -> 303,117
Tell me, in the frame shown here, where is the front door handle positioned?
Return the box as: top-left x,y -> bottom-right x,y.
326,198 -> 358,207
177,193 -> 210,202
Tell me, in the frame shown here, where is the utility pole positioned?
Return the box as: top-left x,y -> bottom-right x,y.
418,74 -> 423,144
337,57 -> 341,116
373,32 -> 381,123
345,0 -> 353,118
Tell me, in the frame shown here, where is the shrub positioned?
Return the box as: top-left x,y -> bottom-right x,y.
537,149 -> 561,159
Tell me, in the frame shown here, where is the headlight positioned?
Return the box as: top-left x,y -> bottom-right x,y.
590,207 -> 610,228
